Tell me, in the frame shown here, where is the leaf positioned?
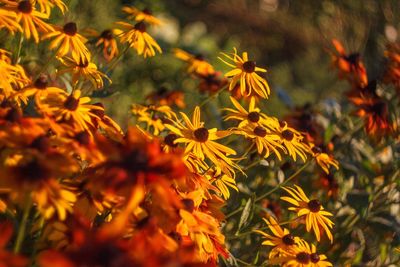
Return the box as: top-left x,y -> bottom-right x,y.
237,196 -> 254,233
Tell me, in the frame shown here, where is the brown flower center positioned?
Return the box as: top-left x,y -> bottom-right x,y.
194,127 -> 209,142
18,1 -> 32,13
242,61 -> 256,73
134,22 -> 147,32
142,8 -> 152,15
308,199 -> 321,212
310,253 -> 320,263
17,159 -> 51,183
168,231 -> 182,244
282,234 -> 295,245
181,198 -> 195,213
247,111 -> 260,122
282,129 -> 294,141
100,29 -> 113,40
64,95 -> 79,111
75,131 -> 90,145
253,126 -> 267,137
296,252 -> 311,264
5,108 -> 22,122
164,133 -> 178,147
311,146 -> 322,154
34,75 -> 48,89
63,22 -> 78,36
195,54 -> 205,61
31,136 -> 50,152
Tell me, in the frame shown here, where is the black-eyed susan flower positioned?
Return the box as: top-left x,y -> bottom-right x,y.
95,29 -> 120,62
224,96 -> 278,129
42,22 -> 91,62
173,48 -> 215,76
205,166 -> 238,200
117,21 -> 161,58
278,121 -> 309,162
132,104 -> 175,136
0,51 -> 29,99
165,106 -> 237,168
281,185 -> 334,243
269,239 -> 333,267
36,0 -> 67,15
254,216 -> 299,258
37,89 -> 103,132
5,0 -> 54,43
219,48 -> 270,98
236,123 -> 283,160
57,56 -> 110,89
0,8 -> 22,34
309,145 -> 339,174
122,6 -> 162,25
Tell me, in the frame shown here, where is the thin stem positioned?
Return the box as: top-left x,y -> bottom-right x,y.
13,33 -> 24,64
13,197 -> 32,253
226,161 -> 310,219
105,45 -> 130,75
198,84 -> 228,109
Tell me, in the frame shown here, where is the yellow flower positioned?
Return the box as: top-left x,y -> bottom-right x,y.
281,185 -> 334,243
132,104 -> 175,136
116,21 -> 161,58
0,51 -> 29,99
95,29 -> 120,62
42,22 -> 91,62
206,167 -> 238,200
278,121 -> 309,162
269,239 -> 333,267
37,89 -> 102,132
224,96 -> 279,129
254,216 -> 299,258
310,145 -> 339,174
5,0 -> 54,43
57,56 -> 110,89
236,123 -> 283,160
122,6 -> 162,25
173,48 -> 215,76
0,8 -> 22,34
165,106 -> 237,168
219,48 -> 270,98
35,0 -> 67,15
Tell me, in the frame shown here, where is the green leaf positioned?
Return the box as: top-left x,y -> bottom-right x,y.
237,196 -> 254,233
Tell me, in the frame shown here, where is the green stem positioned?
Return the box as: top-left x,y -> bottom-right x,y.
105,45 -> 130,75
13,198 -> 32,253
226,161 -> 310,219
13,33 -> 24,64
198,84 -> 228,108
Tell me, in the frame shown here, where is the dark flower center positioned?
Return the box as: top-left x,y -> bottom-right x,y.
100,29 -> 113,40
310,253 -> 320,263
168,231 -> 182,244
75,131 -> 90,145
247,111 -> 260,122
279,120 -> 286,128
31,136 -> 50,152
296,252 -> 311,264
311,146 -> 322,154
345,53 -> 360,65
243,61 -> 256,73
18,1 -> 32,13
308,199 -> 321,212
134,22 -> 147,32
253,126 -> 267,137
64,95 -> 79,111
194,127 -> 209,142
282,234 -> 295,245
5,108 -> 22,122
142,8 -> 152,15
17,159 -> 51,182
63,22 -> 78,36
164,133 -> 178,147
181,198 -> 195,213
282,129 -> 294,141
370,101 -> 387,115
78,59 -> 89,68
34,75 -> 48,89
195,54 -> 204,61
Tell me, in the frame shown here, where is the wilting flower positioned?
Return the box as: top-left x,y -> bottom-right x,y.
166,106 -> 237,169
95,29 -> 120,61
42,22 -> 91,62
281,185 -> 334,243
57,56 -> 110,89
5,0 -> 54,43
309,145 -> 339,174
205,167 -> 238,200
174,48 -> 215,76
122,6 -> 162,25
255,216 -> 299,258
117,21 -> 161,58
269,239 -> 333,266
278,121 -> 309,162
146,87 -> 185,108
331,39 -> 368,88
219,48 -> 270,98
132,104 -> 175,136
